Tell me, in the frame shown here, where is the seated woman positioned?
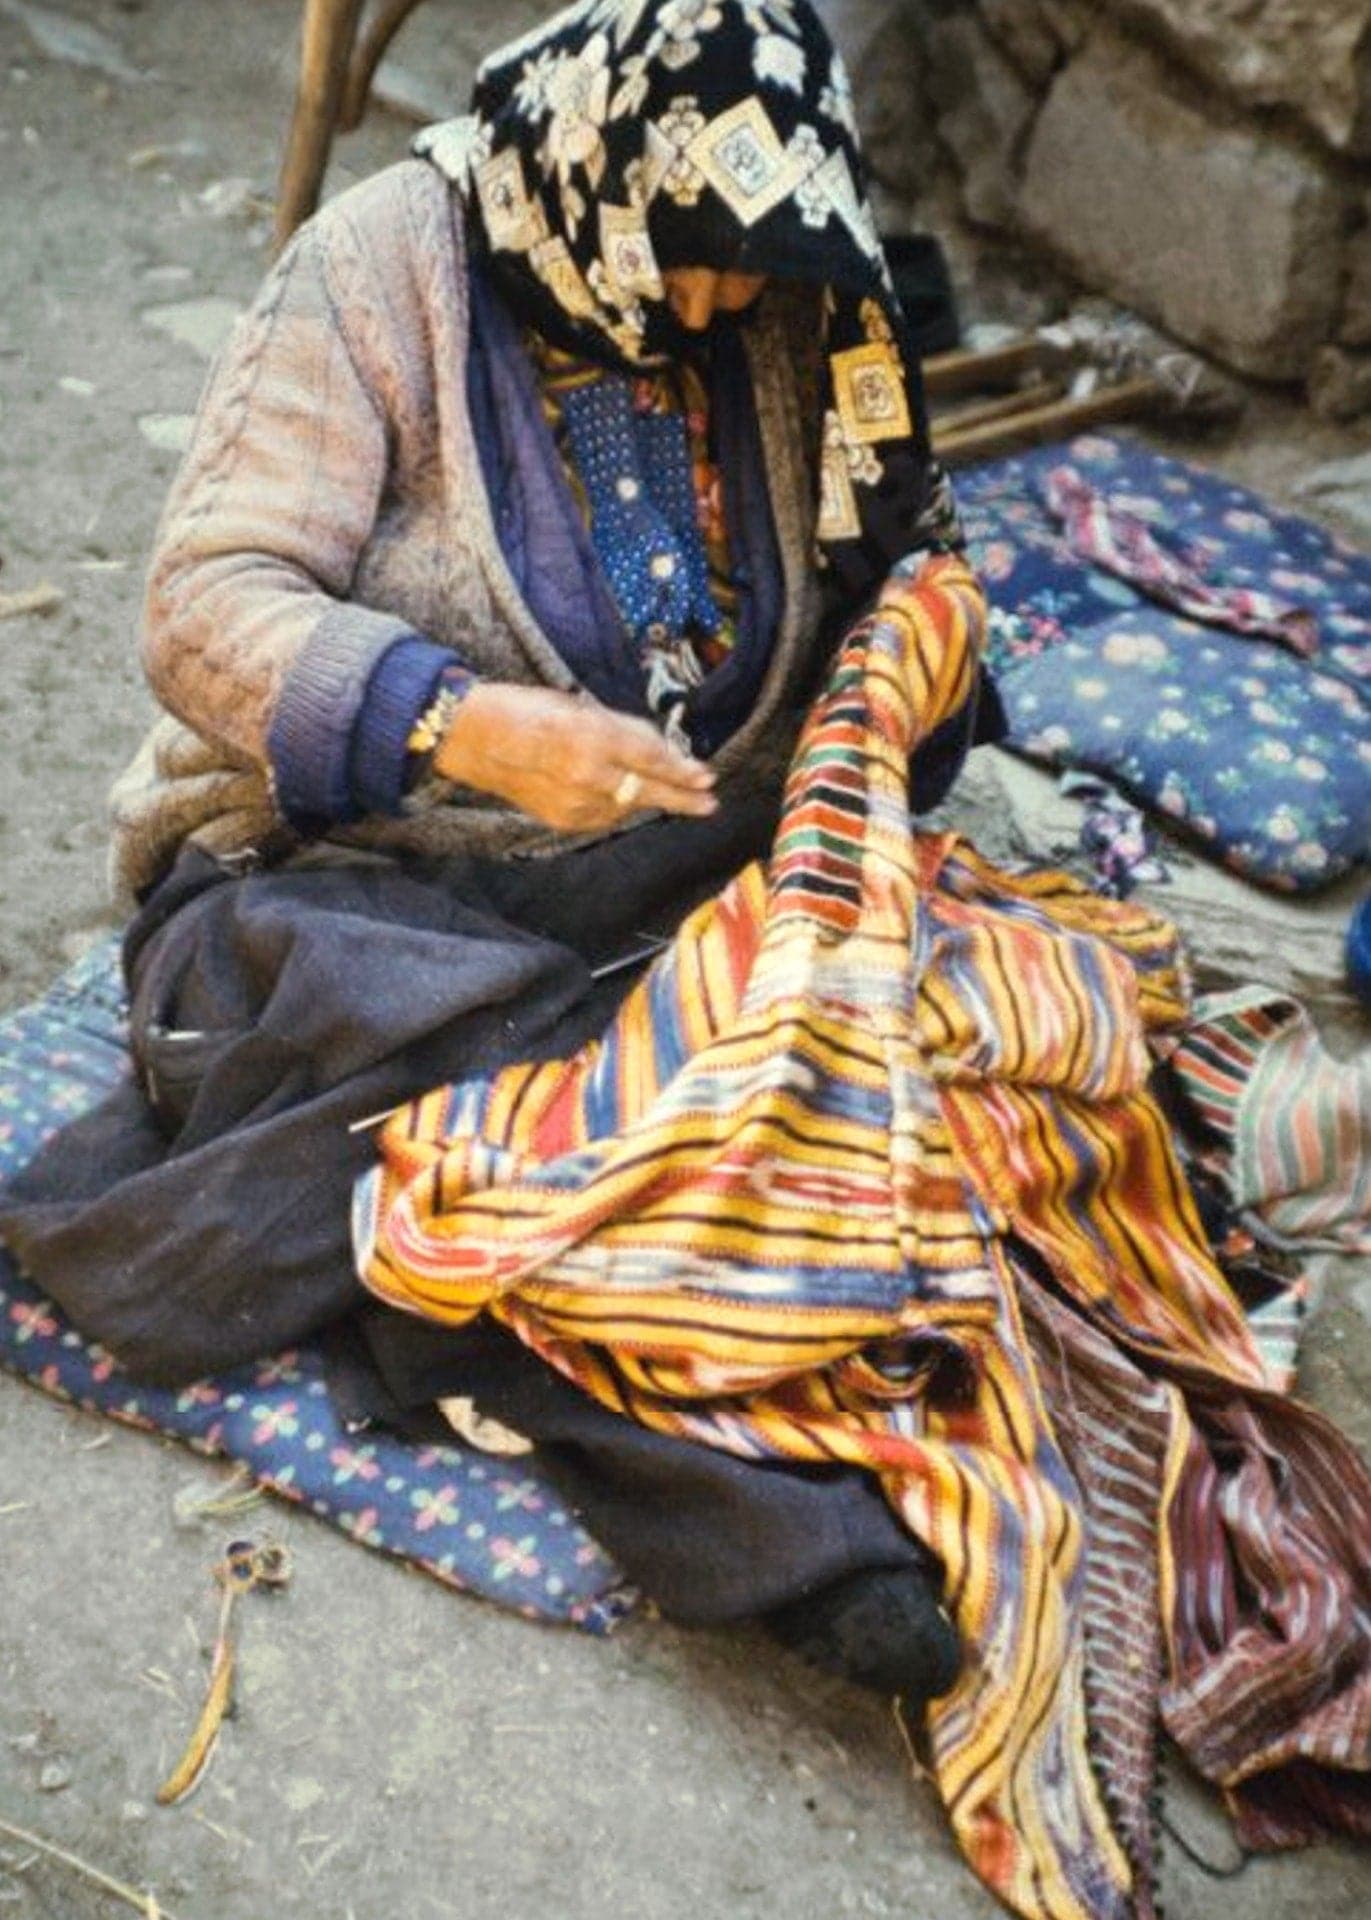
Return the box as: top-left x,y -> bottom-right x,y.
0,1 -> 996,1703
9,21 -> 1371,1912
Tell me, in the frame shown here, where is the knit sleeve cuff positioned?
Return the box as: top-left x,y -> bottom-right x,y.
348,636 -> 471,819
266,602 -> 420,831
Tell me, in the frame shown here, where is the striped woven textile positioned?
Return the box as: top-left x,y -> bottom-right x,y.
1158,985 -> 1371,1256
1043,464 -> 1320,655
355,554 -> 1371,1920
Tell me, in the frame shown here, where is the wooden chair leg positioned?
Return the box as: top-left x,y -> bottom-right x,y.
274,0 -> 366,252
339,0 -> 429,132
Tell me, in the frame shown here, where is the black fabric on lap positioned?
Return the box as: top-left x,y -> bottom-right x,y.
0,790 -> 782,1386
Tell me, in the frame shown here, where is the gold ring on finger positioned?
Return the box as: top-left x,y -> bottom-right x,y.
613,771 -> 643,809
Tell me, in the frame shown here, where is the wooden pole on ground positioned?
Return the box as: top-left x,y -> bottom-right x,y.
933,376 -> 1160,464
923,338 -> 1045,399
931,379 -> 1067,434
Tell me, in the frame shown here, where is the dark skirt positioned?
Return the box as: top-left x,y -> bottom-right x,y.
0,790 -> 921,1620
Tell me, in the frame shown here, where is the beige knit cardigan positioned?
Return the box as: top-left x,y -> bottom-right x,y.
109,159 -> 828,905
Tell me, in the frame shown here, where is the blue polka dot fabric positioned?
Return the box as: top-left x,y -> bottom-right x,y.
561,373 -> 721,648
957,434 -> 1371,892
0,939 -> 629,1631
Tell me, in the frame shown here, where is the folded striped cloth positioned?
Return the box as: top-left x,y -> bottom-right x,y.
1158,983 -> 1371,1255
1043,463 -> 1320,656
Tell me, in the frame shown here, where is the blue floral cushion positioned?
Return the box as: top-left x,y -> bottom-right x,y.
0,940 -> 628,1630
999,611 -> 1369,889
958,434 -> 1371,890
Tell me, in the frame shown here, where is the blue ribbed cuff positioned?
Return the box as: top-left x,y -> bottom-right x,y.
349,636 -> 466,817
267,604 -> 417,831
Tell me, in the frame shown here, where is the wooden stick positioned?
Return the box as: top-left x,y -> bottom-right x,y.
155,1583 -> 237,1807
0,583 -> 63,621
0,1817 -> 183,1920
923,338 -> 1045,399
339,0 -> 427,131
274,0 -> 366,252
934,376 -> 1159,464
931,378 -> 1066,434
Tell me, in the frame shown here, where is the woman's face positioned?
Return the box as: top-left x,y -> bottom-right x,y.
662,267 -> 769,332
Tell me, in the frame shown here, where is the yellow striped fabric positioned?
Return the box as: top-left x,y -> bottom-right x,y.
353,554 -> 1332,1920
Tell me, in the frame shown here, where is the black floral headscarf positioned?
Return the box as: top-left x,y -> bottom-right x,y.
416,0 -> 960,604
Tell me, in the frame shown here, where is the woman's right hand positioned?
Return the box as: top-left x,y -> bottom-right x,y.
432,682 -> 718,833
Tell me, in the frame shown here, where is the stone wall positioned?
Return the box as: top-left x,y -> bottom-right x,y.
817,0 -> 1371,409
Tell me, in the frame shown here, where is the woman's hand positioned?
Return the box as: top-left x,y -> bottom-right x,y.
432,683 -> 718,832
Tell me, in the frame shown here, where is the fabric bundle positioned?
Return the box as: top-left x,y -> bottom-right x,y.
1158,985 -> 1371,1257
971,436 -> 1370,895
355,551 -> 1371,1920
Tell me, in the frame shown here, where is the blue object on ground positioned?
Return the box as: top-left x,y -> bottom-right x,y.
1348,894 -> 1371,1007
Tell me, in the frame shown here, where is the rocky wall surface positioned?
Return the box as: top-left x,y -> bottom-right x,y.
1019,29 -> 1347,379
1111,0 -> 1371,156
818,0 -> 1371,407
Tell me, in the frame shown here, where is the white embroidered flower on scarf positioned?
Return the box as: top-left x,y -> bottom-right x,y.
794,175 -> 829,227
657,0 -> 725,71
753,31 -> 806,92
586,258 -> 645,327
541,33 -> 614,190
656,95 -> 709,204
414,116 -> 492,192
788,123 -> 828,226
818,54 -> 857,138
585,258 -> 649,358
623,149 -> 652,205
849,441 -> 883,488
514,48 -> 563,119
610,48 -> 655,119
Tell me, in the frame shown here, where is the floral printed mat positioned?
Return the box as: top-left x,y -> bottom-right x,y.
0,940 -> 628,1631
957,434 -> 1370,891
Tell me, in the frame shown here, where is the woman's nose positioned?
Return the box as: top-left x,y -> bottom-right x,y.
669,272 -> 720,331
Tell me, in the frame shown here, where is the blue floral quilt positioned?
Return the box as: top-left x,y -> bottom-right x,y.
957,433 -> 1370,890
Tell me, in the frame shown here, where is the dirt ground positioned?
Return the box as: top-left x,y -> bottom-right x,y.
0,4 -> 1368,1918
